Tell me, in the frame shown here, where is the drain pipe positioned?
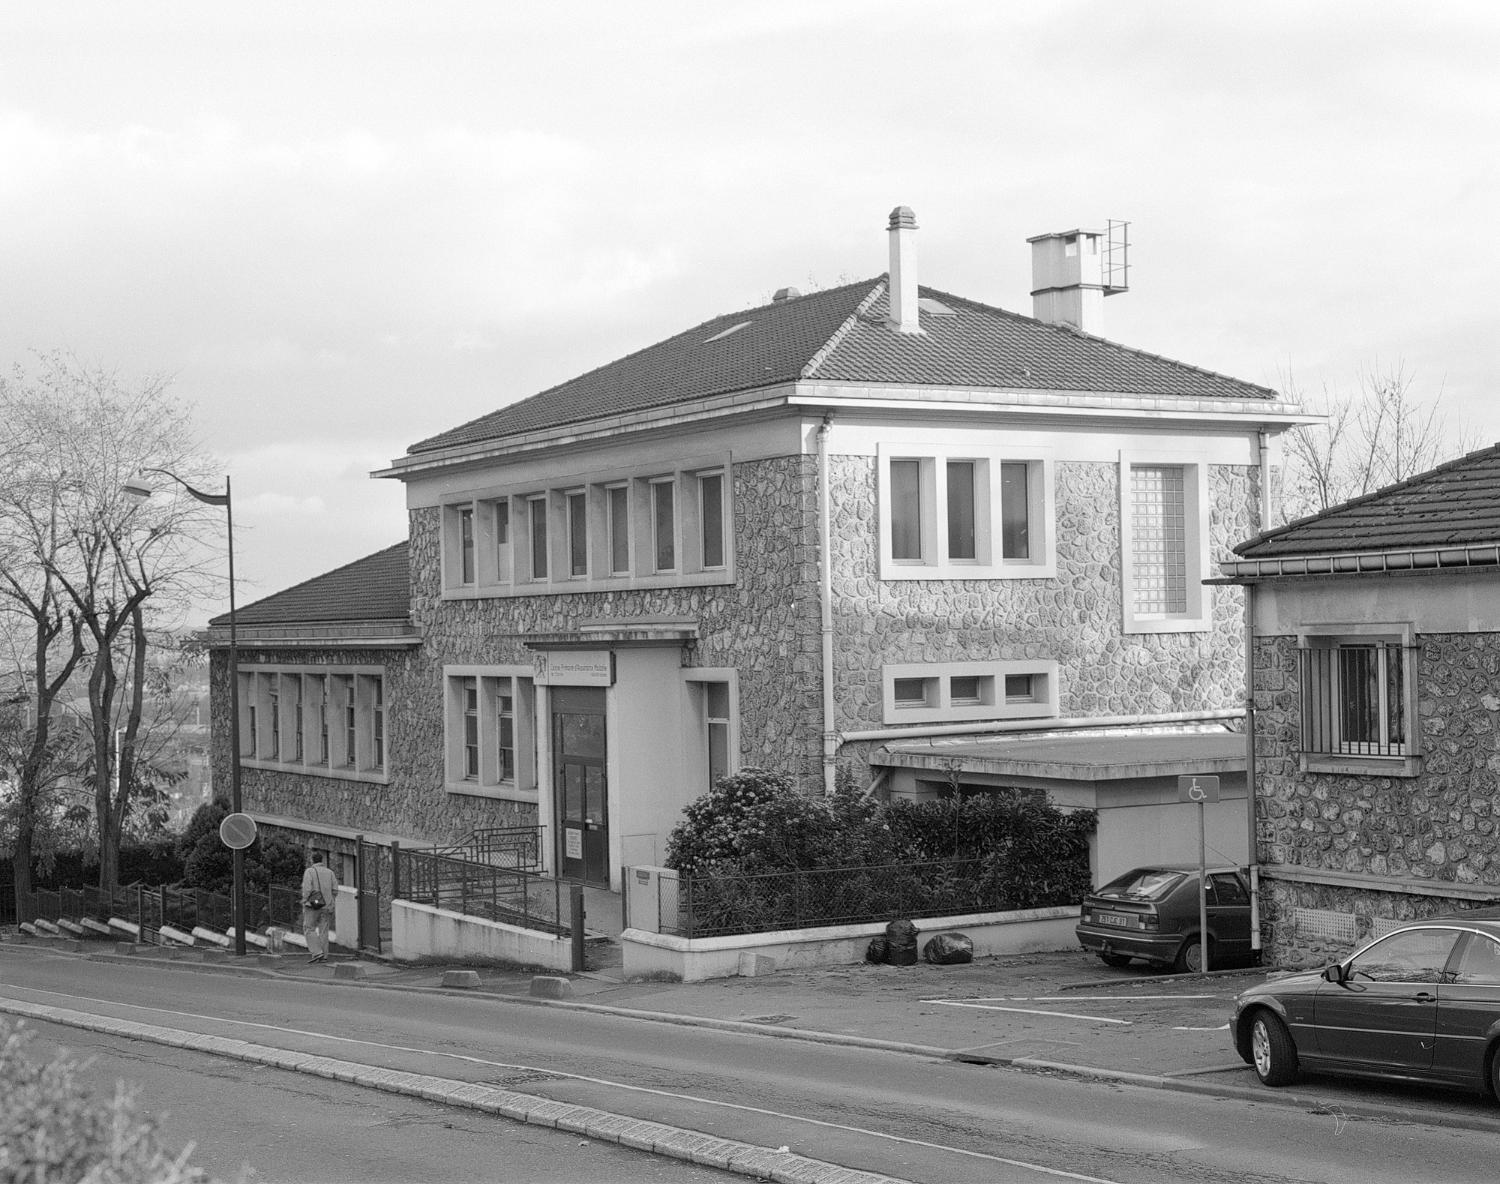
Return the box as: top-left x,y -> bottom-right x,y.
817,413 -> 838,797
1245,426 -> 1272,962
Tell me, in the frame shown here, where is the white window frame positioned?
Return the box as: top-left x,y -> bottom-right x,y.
1119,453 -> 1211,634
443,666 -> 538,802
684,669 -> 738,793
878,442 -> 1055,581
881,659 -> 1059,725
237,666 -> 388,783
437,453 -> 733,597
1296,623 -> 1421,777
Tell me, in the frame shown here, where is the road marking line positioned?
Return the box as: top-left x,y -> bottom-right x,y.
925,996 -> 1220,1003
0,987 -> 1127,1184
1172,1025 -> 1230,1032
927,1000 -> 1131,1024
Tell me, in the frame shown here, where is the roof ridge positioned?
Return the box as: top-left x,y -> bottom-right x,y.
407,277 -> 880,455
1233,441 -> 1500,556
802,278 -> 886,378
922,285 -> 1281,400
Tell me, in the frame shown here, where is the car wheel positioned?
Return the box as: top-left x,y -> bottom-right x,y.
1174,937 -> 1205,973
1098,952 -> 1132,968
1250,1011 -> 1298,1087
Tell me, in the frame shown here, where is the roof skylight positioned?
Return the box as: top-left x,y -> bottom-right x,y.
703,321 -> 753,343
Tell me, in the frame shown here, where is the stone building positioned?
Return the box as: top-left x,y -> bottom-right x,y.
1220,443 -> 1500,963
209,208 -> 1307,891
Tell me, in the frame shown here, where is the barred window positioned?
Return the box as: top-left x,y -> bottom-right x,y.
1300,639 -> 1408,757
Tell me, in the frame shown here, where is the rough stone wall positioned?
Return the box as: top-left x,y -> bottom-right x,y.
827,458 -> 1255,782
1253,630 -> 1500,964
406,454 -> 825,785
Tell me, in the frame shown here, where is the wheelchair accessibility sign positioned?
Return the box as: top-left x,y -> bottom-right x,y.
1177,775 -> 1220,804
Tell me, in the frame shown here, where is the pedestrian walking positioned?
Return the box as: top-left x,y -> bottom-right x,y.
301,851 -> 338,963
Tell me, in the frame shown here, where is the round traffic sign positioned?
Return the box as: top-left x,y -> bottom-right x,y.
219,812 -> 258,851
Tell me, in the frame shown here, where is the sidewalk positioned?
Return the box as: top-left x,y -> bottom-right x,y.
12,932 -> 1500,1135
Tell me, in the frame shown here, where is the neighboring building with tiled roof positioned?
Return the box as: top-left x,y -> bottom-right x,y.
209,207 -> 1316,935
1218,444 -> 1500,968
1225,442 -> 1500,573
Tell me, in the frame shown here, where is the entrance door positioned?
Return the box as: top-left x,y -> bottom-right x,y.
552,686 -> 608,885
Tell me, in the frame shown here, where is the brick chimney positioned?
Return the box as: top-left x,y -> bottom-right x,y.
887,206 -> 922,334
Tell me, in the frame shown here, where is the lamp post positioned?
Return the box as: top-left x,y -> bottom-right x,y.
122,470 -> 244,956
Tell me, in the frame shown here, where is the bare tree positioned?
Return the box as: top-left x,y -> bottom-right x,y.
0,354 -> 219,896
1280,360 -> 1481,523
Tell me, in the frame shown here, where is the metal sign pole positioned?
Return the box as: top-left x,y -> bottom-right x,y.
1198,799 -> 1209,973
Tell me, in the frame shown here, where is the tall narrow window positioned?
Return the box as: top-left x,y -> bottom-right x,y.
268,675 -> 280,759
497,685 -> 515,781
652,479 -> 676,572
700,472 -> 725,569
371,677 -> 385,770
494,500 -> 511,583
1000,461 -> 1030,560
459,506 -> 475,584
290,676 -> 304,762
705,682 -> 730,790
608,485 -> 630,574
567,491 -> 588,577
341,676 -> 356,768
946,461 -> 976,561
316,676 -> 329,764
528,496 -> 548,580
462,678 -> 479,779
245,679 -> 258,758
890,459 -> 923,561
1131,465 -> 1187,616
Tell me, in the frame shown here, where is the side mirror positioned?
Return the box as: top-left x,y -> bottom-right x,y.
1322,963 -> 1347,984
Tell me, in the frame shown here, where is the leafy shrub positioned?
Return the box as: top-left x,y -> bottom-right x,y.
177,801 -> 303,895
0,1018 -> 221,1183
665,772 -> 1097,934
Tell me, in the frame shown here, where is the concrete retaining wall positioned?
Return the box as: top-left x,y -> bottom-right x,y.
620,905 -> 1078,982
391,899 -> 572,970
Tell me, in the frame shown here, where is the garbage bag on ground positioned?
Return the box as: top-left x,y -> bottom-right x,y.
885,918 -> 919,966
865,936 -> 889,964
923,931 -> 974,965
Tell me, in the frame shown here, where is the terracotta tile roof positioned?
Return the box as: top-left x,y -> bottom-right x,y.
407,278 -> 1277,455
210,542 -> 410,627
1235,443 -> 1500,559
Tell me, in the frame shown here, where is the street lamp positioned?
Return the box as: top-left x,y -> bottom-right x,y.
122,469 -> 245,956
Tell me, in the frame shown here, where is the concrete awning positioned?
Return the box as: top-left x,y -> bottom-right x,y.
875,730 -> 1245,783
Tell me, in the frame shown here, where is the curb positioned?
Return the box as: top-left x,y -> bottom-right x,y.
0,995 -> 912,1184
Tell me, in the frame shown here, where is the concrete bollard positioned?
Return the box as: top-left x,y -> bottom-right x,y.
529,975 -> 573,999
737,952 -> 777,978
441,969 -> 482,989
333,963 -> 367,980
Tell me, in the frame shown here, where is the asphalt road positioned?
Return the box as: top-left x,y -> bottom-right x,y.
4,946 -> 1500,1184
17,1016 -> 734,1184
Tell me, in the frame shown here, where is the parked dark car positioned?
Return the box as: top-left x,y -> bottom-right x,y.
1232,915 -> 1500,1098
1076,864 -> 1253,972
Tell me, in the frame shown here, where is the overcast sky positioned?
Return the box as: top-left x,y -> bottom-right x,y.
3,3 -> 1496,623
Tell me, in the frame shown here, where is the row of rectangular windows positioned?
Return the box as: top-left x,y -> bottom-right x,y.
443,467 -> 728,593
238,670 -> 385,776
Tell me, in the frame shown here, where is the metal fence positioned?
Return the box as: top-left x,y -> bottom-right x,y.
14,881 -> 303,942
649,858 -> 1049,939
395,847 -> 568,936
427,826 -> 544,870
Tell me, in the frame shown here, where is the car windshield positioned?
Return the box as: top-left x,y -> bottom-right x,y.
1097,869 -> 1188,901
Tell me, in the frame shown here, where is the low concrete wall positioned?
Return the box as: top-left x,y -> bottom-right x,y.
391,899 -> 572,971
621,905 -> 1078,983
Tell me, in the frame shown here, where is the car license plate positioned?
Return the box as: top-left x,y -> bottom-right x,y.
1096,913 -> 1132,928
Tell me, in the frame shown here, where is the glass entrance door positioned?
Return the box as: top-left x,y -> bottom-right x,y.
551,686 -> 608,885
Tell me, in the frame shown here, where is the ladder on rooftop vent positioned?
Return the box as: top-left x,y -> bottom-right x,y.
1104,219 -> 1130,294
